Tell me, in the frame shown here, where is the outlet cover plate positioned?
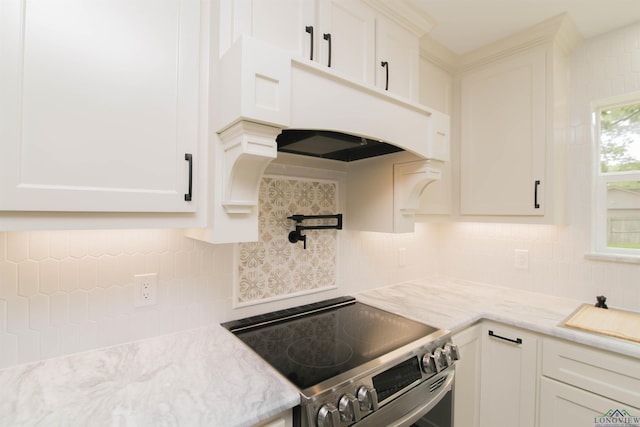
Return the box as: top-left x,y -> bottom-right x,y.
134,273 -> 157,307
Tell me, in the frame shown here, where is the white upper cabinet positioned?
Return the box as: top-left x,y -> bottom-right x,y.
460,48 -> 546,217
375,15 -> 419,100
0,0 -> 203,213
317,0 -> 376,84
457,15 -> 580,223
226,0 -> 421,101
229,0 -> 315,59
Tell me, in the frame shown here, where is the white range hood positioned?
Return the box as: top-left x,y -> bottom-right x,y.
195,36 -> 449,243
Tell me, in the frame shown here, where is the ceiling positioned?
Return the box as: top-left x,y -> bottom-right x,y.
408,0 -> 640,54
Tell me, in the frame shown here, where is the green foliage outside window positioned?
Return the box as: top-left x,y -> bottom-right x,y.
600,103 -> 640,175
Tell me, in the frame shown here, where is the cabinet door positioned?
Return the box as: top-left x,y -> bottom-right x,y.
479,323 -> 538,427
452,324 -> 482,427
460,49 -> 546,216
0,0 -> 201,212
235,0 -> 315,60
375,15 -> 419,101
317,0 -> 375,84
540,377 -> 640,427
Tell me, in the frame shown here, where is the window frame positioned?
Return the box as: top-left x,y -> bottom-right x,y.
591,92 -> 640,259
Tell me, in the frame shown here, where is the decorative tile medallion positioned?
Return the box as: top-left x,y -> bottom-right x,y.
236,176 -> 338,305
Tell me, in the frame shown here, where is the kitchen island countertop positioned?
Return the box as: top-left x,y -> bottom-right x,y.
1,276 -> 638,427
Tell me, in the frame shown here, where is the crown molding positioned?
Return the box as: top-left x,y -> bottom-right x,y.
363,0 -> 436,36
456,13 -> 583,73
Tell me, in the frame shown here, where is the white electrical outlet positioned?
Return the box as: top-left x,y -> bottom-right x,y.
514,249 -> 529,270
134,273 -> 157,307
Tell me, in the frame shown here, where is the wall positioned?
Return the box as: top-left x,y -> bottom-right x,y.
0,223 -> 437,370
438,22 -> 640,311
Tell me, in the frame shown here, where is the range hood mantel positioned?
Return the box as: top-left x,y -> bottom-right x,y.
206,36 -> 449,242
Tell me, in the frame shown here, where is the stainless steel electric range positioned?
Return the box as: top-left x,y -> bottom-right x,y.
223,296 -> 459,427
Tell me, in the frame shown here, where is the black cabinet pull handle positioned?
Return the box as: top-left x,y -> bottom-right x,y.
381,61 -> 389,90
184,153 -> 193,202
323,33 -> 332,67
534,180 -> 541,209
305,26 -> 314,61
488,330 -> 522,345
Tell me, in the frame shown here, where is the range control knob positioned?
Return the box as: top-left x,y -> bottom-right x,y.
444,343 -> 460,363
356,385 -> 379,412
317,403 -> 340,427
433,348 -> 449,372
421,353 -> 437,376
338,393 -> 361,422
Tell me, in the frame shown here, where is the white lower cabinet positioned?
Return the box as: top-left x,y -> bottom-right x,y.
453,322 -> 640,427
540,337 -> 640,425
252,410 -> 292,427
452,324 -> 482,427
540,377 -> 640,427
479,322 -> 539,427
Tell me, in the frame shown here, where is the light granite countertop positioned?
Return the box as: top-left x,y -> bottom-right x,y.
1,276 -> 638,427
356,276 -> 640,360
0,325 -> 300,427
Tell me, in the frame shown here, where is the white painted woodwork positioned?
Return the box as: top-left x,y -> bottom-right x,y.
542,337 -> 640,408
216,36 -> 292,133
452,324 -> 482,427
289,59 -> 443,161
225,0 -> 423,101
376,15 -> 419,101
479,322 -> 538,427
0,0 -> 202,213
219,122 -> 279,215
415,54 -> 454,217
539,378 -> 640,427
241,0 -> 315,59
190,31 -> 450,241
347,151 -> 443,233
393,160 -> 442,232
415,159 -> 451,216
252,410 -> 293,427
317,0 -> 376,84
460,48 -> 546,217
457,16 -> 579,223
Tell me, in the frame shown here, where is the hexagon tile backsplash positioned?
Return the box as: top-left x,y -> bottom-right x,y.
0,229 -> 233,369
236,176 -> 339,305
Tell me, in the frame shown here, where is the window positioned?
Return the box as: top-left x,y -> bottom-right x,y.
593,94 -> 640,256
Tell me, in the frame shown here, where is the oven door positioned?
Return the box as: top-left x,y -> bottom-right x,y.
354,370 -> 454,427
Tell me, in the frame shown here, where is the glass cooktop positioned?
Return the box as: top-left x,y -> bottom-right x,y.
222,297 -> 438,390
